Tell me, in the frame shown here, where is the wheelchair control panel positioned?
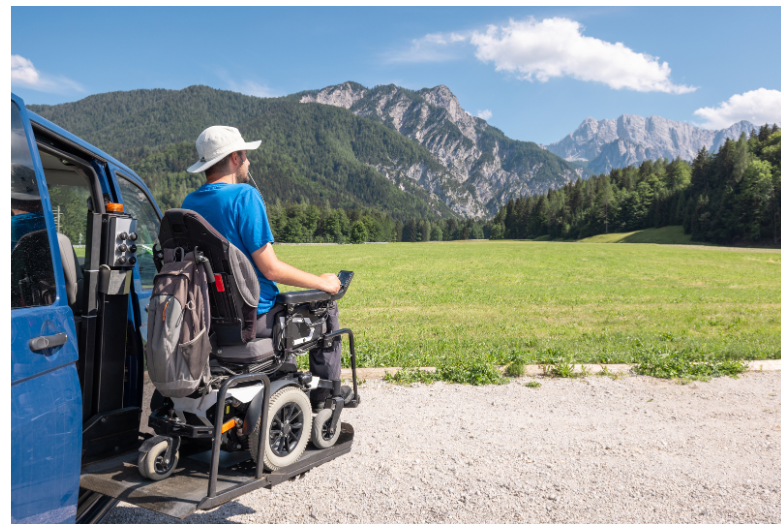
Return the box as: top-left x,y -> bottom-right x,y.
102,214 -> 138,268
332,270 -> 353,300
276,269 -> 355,305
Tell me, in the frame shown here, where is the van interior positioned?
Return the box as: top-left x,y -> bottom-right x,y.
33,130 -> 144,466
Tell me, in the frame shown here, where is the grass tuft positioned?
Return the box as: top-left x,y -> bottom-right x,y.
596,365 -> 624,380
632,354 -> 747,383
385,362 -> 508,386
525,381 -> 542,388
504,360 -> 527,377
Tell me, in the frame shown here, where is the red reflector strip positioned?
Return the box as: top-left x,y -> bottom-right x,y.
214,274 -> 225,292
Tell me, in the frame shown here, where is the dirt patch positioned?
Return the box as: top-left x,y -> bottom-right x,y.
122,372 -> 780,523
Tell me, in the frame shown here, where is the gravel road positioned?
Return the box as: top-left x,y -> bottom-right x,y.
113,372 -> 780,524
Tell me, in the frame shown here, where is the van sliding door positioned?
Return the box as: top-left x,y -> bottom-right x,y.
11,95 -> 82,524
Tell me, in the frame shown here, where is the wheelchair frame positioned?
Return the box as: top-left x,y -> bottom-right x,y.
143,327 -> 360,509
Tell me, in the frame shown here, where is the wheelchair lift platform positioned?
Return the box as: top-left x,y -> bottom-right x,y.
80,424 -> 354,519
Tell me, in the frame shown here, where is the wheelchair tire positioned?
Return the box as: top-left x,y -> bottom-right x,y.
138,441 -> 178,481
249,386 -> 312,471
310,408 -> 341,449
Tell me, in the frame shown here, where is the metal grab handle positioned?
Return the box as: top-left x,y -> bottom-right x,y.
207,373 -> 271,499
322,328 -> 359,404
29,332 -> 67,352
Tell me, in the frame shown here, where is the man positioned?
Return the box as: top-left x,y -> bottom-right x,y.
182,126 -> 346,409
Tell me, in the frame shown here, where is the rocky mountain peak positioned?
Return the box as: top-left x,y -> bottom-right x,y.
297,81 -> 579,218
417,85 -> 481,143
547,114 -> 761,173
300,81 -> 367,109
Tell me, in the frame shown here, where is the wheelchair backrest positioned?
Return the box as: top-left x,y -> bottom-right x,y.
154,209 -> 259,345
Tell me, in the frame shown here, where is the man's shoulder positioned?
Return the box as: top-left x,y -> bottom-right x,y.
233,185 -> 267,208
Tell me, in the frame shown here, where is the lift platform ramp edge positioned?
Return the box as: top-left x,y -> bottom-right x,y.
80,424 -> 354,519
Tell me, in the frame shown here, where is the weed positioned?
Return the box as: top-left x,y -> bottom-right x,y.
525,381 -> 542,388
633,355 -> 747,382
505,360 -> 526,377
550,361 -> 577,378
384,368 -> 437,385
596,365 -> 624,380
385,362 -> 508,386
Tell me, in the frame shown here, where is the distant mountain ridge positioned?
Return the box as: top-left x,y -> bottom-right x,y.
27,86 -> 457,220
298,82 -> 582,217
28,82 -> 585,220
545,114 -> 760,173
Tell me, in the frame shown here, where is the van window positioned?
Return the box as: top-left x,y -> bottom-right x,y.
11,102 -> 56,308
116,175 -> 160,289
39,150 -> 94,266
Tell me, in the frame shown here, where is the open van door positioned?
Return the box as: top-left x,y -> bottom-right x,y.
11,95 -> 83,524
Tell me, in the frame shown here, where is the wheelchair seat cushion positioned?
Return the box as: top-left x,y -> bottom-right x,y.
211,338 -> 274,364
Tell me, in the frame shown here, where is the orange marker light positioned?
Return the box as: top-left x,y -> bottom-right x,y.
106,202 -> 124,212
221,418 -> 237,433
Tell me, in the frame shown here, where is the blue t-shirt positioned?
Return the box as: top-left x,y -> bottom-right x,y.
11,211 -> 46,250
182,183 -> 278,314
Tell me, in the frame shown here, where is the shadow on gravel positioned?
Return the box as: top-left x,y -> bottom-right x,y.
110,500 -> 257,523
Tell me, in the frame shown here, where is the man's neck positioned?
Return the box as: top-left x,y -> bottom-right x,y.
206,172 -> 238,185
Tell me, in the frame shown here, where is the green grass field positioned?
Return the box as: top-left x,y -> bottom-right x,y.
276,241 -> 781,368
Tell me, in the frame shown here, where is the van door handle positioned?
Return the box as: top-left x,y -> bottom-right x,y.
29,333 -> 68,352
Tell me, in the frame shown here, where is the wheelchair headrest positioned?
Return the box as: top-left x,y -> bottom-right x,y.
157,208 -> 259,309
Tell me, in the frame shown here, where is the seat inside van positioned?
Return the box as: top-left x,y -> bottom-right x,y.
38,149 -> 96,318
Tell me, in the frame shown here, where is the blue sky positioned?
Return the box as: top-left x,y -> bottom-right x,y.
11,7 -> 781,144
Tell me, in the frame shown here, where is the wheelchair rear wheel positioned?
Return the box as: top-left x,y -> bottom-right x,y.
249,386 -> 312,471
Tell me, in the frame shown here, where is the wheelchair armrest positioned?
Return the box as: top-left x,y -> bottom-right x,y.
276,289 -> 331,305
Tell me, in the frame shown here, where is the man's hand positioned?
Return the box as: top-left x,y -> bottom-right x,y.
318,273 -> 341,295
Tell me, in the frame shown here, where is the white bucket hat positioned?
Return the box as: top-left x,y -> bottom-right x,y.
187,126 -> 262,173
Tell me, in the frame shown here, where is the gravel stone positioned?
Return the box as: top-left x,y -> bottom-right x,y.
111,372 -> 780,523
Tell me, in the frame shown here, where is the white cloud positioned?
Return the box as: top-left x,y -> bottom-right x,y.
11,54 -> 84,94
477,109 -> 493,120
229,80 -> 280,98
694,88 -> 781,129
470,17 -> 696,94
215,69 -> 282,98
386,32 -> 468,63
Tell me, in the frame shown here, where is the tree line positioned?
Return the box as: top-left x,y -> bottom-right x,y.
489,125 -> 781,245
267,199 -> 490,243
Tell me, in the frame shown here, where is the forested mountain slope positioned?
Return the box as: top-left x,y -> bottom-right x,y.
28,86 -> 455,220
493,126 -> 781,246
298,82 -> 583,217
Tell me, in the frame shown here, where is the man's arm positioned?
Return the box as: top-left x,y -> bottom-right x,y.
251,243 -> 341,295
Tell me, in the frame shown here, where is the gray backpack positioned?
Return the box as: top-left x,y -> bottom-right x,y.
145,247 -> 211,398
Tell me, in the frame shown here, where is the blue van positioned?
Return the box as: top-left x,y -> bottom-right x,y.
11,93 -> 356,524
11,93 -> 162,524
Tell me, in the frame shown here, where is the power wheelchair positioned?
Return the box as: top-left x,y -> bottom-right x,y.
140,209 -> 359,481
